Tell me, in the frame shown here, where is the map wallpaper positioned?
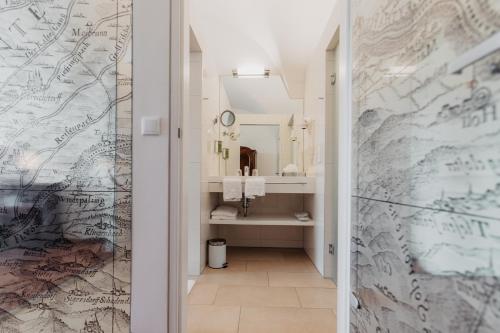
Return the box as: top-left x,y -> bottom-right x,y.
0,0 -> 132,332
351,1 -> 500,332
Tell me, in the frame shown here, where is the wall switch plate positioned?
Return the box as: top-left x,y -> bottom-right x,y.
141,117 -> 161,136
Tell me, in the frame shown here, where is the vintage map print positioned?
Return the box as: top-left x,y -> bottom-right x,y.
0,0 -> 132,332
351,1 -> 500,332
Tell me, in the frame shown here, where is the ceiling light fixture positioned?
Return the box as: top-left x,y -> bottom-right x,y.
232,68 -> 270,79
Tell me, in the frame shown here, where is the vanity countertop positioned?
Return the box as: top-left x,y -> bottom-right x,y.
206,176 -> 313,184
205,176 -> 315,193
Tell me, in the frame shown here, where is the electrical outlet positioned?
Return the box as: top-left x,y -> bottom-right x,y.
329,244 -> 334,255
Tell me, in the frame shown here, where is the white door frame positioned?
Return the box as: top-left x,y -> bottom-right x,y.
166,0 -> 353,332
336,0 -> 353,330
130,0 -> 174,331
168,0 -> 188,332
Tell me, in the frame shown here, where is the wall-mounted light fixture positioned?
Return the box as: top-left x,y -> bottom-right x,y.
214,140 -> 223,154
232,68 -> 270,79
223,130 -> 239,141
222,148 -> 230,160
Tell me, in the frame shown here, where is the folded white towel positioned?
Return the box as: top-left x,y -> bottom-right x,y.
223,177 -> 242,201
211,211 -> 238,218
210,215 -> 237,220
245,177 -> 266,199
211,206 -> 239,218
283,164 -> 299,173
295,212 -> 310,221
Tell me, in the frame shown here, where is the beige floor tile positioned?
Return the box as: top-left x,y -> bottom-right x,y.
188,249 -> 338,332
188,283 -> 219,305
187,305 -> 240,333
215,286 -> 300,307
238,307 -> 336,333
296,287 -> 337,310
197,271 -> 268,287
246,260 -> 317,273
269,272 -> 336,288
203,260 -> 247,274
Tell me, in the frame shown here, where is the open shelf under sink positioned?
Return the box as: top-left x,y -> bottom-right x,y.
209,213 -> 314,227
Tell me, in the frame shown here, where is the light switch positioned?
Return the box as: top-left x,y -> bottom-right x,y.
141,117 -> 161,136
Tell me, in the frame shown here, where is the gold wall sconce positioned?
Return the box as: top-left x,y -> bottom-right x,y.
222,148 -> 230,160
214,140 -> 223,154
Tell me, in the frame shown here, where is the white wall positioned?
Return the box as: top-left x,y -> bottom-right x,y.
218,85 -> 234,176
201,75 -> 233,177
131,0 -> 170,331
201,75 -> 222,177
187,51 -> 203,276
200,73 -> 231,270
219,225 -> 305,248
303,0 -> 348,279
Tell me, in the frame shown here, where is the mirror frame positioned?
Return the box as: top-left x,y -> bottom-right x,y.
220,109 -> 236,127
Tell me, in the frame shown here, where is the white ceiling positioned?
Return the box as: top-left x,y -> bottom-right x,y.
222,76 -> 303,115
189,0 -> 336,99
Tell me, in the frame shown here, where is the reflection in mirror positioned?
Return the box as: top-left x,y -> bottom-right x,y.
219,75 -> 303,176
240,124 -> 280,176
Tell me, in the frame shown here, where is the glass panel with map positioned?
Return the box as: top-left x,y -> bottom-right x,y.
351,1 -> 500,332
0,0 -> 132,332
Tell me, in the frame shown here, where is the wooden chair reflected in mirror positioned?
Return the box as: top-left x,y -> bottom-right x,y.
240,146 -> 257,175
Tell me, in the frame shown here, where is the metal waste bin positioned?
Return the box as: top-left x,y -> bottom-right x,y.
208,239 -> 227,269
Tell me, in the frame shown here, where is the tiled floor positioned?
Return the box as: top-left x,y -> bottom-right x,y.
188,247 -> 336,333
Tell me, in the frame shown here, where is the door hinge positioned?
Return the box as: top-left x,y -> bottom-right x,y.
330,73 -> 336,86
178,128 -> 181,139
329,243 -> 335,255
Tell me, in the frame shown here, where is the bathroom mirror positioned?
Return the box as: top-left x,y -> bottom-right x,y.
240,124 -> 280,176
220,110 -> 236,127
217,75 -> 303,176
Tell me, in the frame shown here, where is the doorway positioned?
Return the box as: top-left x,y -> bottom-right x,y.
174,1 -> 351,332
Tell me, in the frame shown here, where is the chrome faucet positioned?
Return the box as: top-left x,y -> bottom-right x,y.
241,195 -> 251,217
